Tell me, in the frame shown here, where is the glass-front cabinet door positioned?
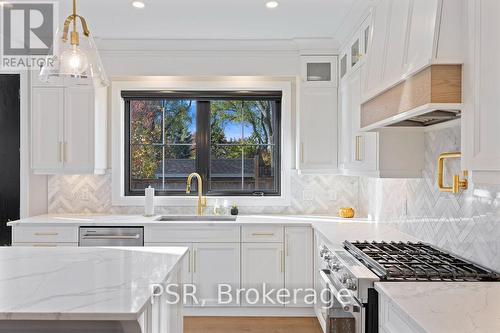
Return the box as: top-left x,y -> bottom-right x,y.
300,55 -> 338,87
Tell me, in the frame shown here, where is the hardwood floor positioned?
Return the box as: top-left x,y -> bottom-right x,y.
184,317 -> 323,333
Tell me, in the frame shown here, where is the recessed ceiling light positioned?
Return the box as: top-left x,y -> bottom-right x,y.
266,1 -> 279,9
132,1 -> 145,9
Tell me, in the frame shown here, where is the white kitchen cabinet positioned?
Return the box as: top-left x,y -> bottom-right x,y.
284,227 -> 313,308
298,86 -> 338,173
242,242 -> 284,306
379,292 -> 424,333
31,87 -> 64,171
462,0 -> 500,184
192,243 -> 240,307
300,56 -> 338,87
339,67 -> 424,178
339,67 -> 378,174
31,86 -> 107,174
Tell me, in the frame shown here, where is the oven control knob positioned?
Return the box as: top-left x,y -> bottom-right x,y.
340,273 -> 349,284
330,263 -> 341,271
319,246 -> 329,257
345,278 -> 357,291
323,253 -> 333,261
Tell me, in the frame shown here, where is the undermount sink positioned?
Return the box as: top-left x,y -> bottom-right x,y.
155,215 -> 237,222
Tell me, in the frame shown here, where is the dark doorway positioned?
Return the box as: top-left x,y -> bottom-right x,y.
0,74 -> 20,246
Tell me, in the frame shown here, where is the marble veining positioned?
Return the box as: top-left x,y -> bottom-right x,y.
375,282 -> 500,333
0,247 -> 187,320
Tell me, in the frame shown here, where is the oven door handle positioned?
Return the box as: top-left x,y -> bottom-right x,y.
319,269 -> 361,314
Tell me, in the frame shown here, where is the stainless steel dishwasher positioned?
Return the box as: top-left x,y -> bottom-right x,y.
79,227 -> 144,246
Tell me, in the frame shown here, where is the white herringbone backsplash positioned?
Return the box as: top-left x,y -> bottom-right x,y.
359,126 -> 500,272
48,125 -> 500,271
48,172 -> 360,216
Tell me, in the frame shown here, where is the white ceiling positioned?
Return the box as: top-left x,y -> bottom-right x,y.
55,0 -> 370,42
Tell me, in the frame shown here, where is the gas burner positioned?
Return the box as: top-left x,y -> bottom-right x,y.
343,241 -> 500,282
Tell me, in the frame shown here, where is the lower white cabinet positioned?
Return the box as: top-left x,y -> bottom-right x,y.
379,292 -> 423,333
192,243 -> 240,307
284,227 -> 313,308
13,224 -> 314,310
145,242 -> 240,307
241,242 -> 285,307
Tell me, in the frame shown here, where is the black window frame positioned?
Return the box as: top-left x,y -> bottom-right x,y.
123,91 -> 282,197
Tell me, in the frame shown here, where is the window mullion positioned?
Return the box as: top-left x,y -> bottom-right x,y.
196,101 -> 210,195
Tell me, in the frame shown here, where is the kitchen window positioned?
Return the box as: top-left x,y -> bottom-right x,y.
122,91 -> 281,197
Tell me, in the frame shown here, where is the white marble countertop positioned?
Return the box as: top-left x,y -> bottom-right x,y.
375,282 -> 500,333
0,246 -> 187,321
312,221 -> 418,249
6,213 -> 369,227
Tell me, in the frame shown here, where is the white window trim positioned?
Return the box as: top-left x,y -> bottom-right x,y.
111,78 -> 292,207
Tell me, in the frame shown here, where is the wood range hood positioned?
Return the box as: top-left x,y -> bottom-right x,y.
360,64 -> 462,131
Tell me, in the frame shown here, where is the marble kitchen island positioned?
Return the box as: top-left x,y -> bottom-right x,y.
0,246 -> 188,333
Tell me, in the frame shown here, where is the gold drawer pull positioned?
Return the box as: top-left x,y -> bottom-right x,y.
251,233 -> 275,236
33,244 -> 57,247
34,232 -> 59,236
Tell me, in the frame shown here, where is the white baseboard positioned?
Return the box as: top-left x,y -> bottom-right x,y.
184,306 -> 315,317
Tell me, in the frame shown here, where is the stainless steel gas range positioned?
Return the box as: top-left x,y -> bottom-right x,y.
314,236 -> 500,333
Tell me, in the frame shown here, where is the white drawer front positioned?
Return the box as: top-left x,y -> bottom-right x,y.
242,225 -> 284,242
145,226 -> 240,243
12,242 -> 78,247
13,226 -> 79,243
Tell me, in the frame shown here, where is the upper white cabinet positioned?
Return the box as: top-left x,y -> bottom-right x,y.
31,82 -> 107,174
339,66 -> 425,178
31,88 -> 64,171
362,0 -> 463,102
298,55 -> 338,173
300,56 -> 338,87
462,0 -> 500,184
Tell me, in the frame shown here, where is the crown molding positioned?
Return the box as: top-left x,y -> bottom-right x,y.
95,38 -> 339,55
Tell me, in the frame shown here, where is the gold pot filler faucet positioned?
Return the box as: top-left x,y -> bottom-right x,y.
186,173 -> 207,216
437,152 -> 468,194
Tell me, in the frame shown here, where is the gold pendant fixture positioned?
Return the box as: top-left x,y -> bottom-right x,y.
40,0 -> 108,87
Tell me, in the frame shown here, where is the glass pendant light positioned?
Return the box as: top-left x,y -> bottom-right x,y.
39,0 -> 109,87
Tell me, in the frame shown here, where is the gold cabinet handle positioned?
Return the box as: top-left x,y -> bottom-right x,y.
280,250 -> 284,273
34,232 -> 59,236
355,135 -> 363,161
59,142 -> 64,163
300,142 -> 304,164
33,244 -> 58,247
188,249 -> 191,273
193,249 -> 197,273
285,233 -> 289,256
437,152 -> 468,194
252,233 -> 275,236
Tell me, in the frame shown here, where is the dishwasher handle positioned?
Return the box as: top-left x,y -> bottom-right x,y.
81,234 -> 141,240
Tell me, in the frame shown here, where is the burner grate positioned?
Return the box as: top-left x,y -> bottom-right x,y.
344,241 -> 500,282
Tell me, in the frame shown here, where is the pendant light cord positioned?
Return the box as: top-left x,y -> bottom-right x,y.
72,0 -> 77,32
